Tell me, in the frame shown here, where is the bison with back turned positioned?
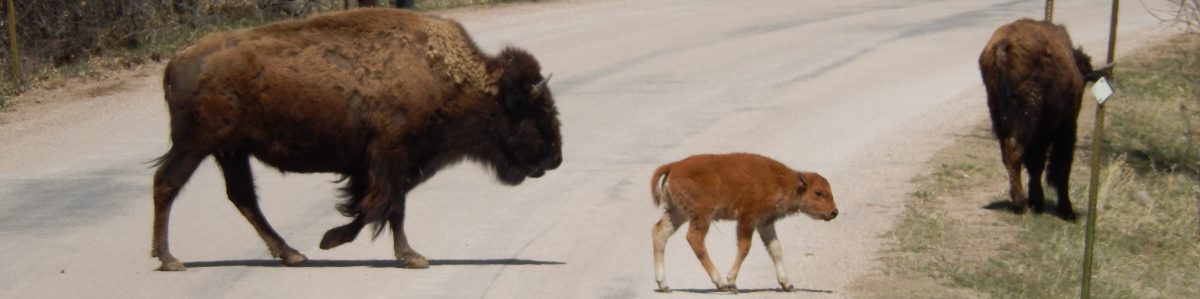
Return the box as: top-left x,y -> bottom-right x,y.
152,8 -> 562,271
978,19 -> 1109,221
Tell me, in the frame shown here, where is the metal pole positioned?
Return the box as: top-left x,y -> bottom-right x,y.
1045,0 -> 1055,22
5,0 -> 21,85
1081,1 -> 1120,298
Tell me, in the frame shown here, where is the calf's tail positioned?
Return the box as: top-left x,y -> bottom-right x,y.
650,164 -> 672,207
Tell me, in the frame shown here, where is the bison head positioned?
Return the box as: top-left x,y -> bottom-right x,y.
1072,47 -> 1114,82
486,48 -> 563,185
794,172 -> 838,221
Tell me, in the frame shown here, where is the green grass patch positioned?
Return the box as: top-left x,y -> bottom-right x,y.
865,34 -> 1200,298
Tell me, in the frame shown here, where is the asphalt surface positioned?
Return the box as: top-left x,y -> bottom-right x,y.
0,0 -> 1171,297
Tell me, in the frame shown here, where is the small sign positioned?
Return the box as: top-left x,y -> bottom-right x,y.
1092,77 -> 1113,104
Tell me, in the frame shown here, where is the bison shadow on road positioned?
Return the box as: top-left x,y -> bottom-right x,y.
668,287 -> 834,294
184,258 -> 564,269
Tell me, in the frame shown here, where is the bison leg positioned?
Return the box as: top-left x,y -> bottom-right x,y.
320,216 -> 365,250
151,148 -> 207,271
684,215 -> 731,292
389,198 -> 428,269
322,174 -> 369,249
1000,137 -> 1029,214
758,223 -> 795,292
651,210 -> 686,293
1047,131 -> 1079,221
1022,141 -> 1050,214
214,152 -> 307,266
723,220 -> 756,294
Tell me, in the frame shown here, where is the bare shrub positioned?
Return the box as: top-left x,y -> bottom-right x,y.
1150,0 -> 1200,34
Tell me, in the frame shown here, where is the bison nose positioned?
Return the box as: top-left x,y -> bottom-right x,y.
540,154 -> 562,170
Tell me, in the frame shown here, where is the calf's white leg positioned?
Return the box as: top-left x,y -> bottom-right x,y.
758,223 -> 795,292
651,211 -> 686,292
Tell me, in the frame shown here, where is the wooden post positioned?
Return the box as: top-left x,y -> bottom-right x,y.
1081,1 -> 1120,298
5,0 -> 21,85
1045,0 -> 1055,22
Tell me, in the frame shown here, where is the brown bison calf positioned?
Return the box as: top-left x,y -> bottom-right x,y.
979,19 -> 1110,221
649,153 -> 838,293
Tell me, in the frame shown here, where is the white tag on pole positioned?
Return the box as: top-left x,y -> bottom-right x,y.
1092,77 -> 1113,104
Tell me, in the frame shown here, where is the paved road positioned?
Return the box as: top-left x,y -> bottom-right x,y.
0,0 -> 1170,297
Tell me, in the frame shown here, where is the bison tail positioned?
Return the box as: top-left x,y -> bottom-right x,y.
651,164 -> 672,207
988,39 -> 1012,88
983,39 -> 1015,137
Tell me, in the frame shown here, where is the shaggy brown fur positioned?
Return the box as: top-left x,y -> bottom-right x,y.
649,153 -> 838,293
151,8 -> 562,271
979,19 -> 1108,221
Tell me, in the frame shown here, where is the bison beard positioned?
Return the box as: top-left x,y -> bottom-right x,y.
978,19 -> 1108,221
150,8 -> 562,271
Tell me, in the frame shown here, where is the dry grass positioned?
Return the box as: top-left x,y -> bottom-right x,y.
418,0 -> 540,10
856,34 -> 1200,298
1106,34 -> 1200,176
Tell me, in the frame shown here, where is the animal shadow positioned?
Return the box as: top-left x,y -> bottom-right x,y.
982,200 -> 1016,212
669,287 -> 834,294
184,258 -> 564,269
983,200 -> 1078,221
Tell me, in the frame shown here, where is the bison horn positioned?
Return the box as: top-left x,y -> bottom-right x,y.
1087,62 -> 1115,81
531,73 -> 552,98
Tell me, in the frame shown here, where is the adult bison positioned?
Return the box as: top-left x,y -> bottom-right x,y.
649,153 -> 838,293
978,19 -> 1109,221
152,8 -> 562,271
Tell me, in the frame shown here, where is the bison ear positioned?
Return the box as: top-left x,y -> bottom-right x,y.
530,73 -> 552,99
796,172 -> 809,194
1072,46 -> 1104,82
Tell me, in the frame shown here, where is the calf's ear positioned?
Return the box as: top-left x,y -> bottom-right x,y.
796,172 -> 809,194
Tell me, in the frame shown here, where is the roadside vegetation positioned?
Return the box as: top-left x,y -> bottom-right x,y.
863,34 -> 1200,298
0,0 -> 537,108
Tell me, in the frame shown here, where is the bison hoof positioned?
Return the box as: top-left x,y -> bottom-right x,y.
1030,204 -> 1046,214
781,283 -> 795,292
1011,205 -> 1027,215
319,233 -> 349,250
157,260 -> 186,272
400,254 -> 429,269
1058,209 -> 1079,222
282,253 -> 308,266
719,284 -> 738,294
319,226 -> 358,250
